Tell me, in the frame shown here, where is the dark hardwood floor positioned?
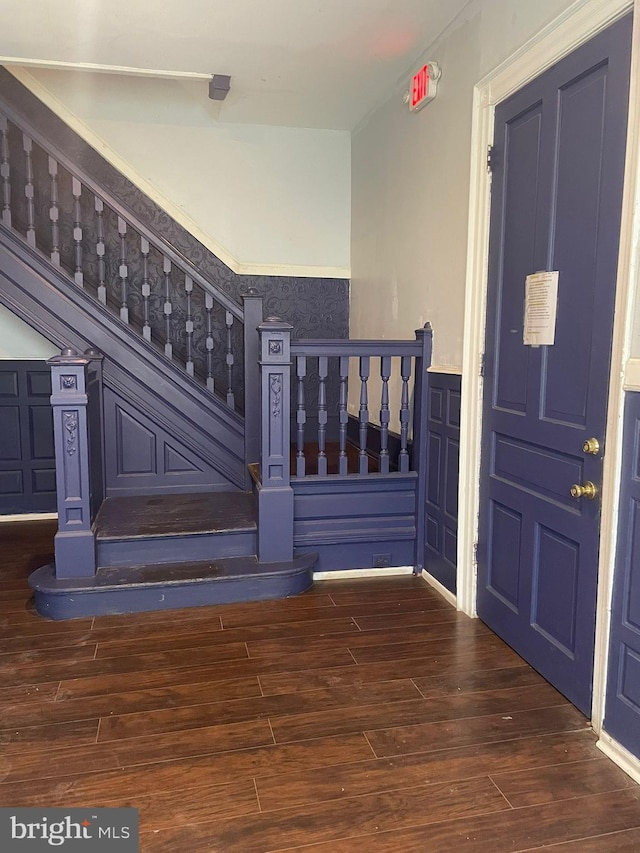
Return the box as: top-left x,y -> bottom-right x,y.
2,519 -> 640,851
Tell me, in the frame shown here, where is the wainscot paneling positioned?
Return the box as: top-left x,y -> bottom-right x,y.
423,372 -> 461,594
0,360 -> 56,514
605,391 -> 640,760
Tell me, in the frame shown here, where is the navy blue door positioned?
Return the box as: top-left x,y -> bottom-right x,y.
0,361 -> 56,514
477,16 -> 632,715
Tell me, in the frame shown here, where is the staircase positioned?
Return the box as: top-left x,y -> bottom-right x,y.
0,71 -> 432,620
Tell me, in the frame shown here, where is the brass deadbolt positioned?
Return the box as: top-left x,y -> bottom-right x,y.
582,438 -> 600,456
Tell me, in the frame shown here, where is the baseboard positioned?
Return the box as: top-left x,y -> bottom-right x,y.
597,731 -> 640,784
421,569 -> 457,607
0,512 -> 57,522
314,566 -> 415,580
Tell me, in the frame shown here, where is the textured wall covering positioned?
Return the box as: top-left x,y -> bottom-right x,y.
605,391 -> 640,760
0,69 -> 349,346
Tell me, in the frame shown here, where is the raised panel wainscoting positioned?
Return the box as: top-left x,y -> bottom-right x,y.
424,372 -> 461,594
0,360 -> 56,514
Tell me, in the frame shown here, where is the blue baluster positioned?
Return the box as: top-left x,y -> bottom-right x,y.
358,356 -> 370,474
185,275 -> 194,376
317,356 -> 328,476
141,237 -> 151,340
0,115 -> 11,228
163,256 -> 173,358
117,216 -> 128,320
399,355 -> 411,474
48,156 -> 60,266
205,293 -> 214,390
379,355 -> 391,473
72,177 -> 83,285
23,134 -> 36,248
338,355 -> 349,476
226,311 -> 235,408
296,355 -> 307,478
95,198 -> 106,304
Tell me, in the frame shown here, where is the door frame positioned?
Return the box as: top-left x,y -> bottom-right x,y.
459,0 -> 640,736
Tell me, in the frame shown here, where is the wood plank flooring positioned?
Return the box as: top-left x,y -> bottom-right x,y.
2,519 -> 640,852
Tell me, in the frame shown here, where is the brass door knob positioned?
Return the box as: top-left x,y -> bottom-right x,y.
582,438 -> 600,455
570,481 -> 598,500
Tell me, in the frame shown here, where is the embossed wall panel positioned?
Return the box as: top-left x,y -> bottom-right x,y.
0,407 -> 21,460
448,388 -> 461,428
445,437 -> 459,520
487,501 -> 522,610
429,387 -> 444,423
0,470 -> 22,495
627,498 -> 640,632
427,433 -> 442,506
532,525 -> 579,656
0,371 -> 18,397
29,406 -> 54,459
426,513 -> 439,551
27,370 -> 52,397
103,387 -> 235,494
116,407 -> 156,476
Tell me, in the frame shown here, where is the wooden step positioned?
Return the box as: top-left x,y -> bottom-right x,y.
29,553 -> 317,620
95,491 -> 257,567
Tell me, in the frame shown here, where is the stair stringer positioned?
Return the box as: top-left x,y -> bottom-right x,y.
0,224 -> 246,491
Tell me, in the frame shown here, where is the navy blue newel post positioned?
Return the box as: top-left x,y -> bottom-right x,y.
412,323 -> 433,574
258,317 -> 294,563
242,289 -> 264,488
49,349 -> 97,578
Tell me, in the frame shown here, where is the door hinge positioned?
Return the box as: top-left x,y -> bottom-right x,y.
486,145 -> 495,173
480,352 -> 485,377
473,542 -> 479,566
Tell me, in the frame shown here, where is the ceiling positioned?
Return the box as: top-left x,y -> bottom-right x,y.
0,0 -> 470,130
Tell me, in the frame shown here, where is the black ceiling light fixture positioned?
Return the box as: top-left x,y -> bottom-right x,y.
209,74 -> 231,101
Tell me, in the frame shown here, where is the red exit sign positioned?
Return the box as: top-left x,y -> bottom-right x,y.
408,62 -> 440,112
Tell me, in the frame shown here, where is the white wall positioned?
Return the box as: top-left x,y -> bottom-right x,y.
350,0 -> 577,371
11,68 -> 351,278
0,304 -> 57,358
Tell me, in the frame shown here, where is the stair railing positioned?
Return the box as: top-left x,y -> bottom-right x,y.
0,103 -> 262,432
257,318 -> 432,565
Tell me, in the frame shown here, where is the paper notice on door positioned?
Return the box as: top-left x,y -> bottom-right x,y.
523,271 -> 559,346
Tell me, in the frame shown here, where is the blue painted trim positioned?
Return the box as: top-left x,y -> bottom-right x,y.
605,390 -> 640,760
29,553 -> 317,619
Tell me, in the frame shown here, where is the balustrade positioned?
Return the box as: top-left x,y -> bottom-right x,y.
0,104 -> 252,418
288,330 -> 432,480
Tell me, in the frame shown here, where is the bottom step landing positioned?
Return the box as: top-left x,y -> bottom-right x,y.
29,553 -> 317,620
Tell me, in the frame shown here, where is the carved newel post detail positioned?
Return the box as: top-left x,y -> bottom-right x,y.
48,349 -> 97,578
258,318 -> 294,563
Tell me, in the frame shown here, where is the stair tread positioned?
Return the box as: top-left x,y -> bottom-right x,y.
95,491 -> 256,541
30,553 -> 317,594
